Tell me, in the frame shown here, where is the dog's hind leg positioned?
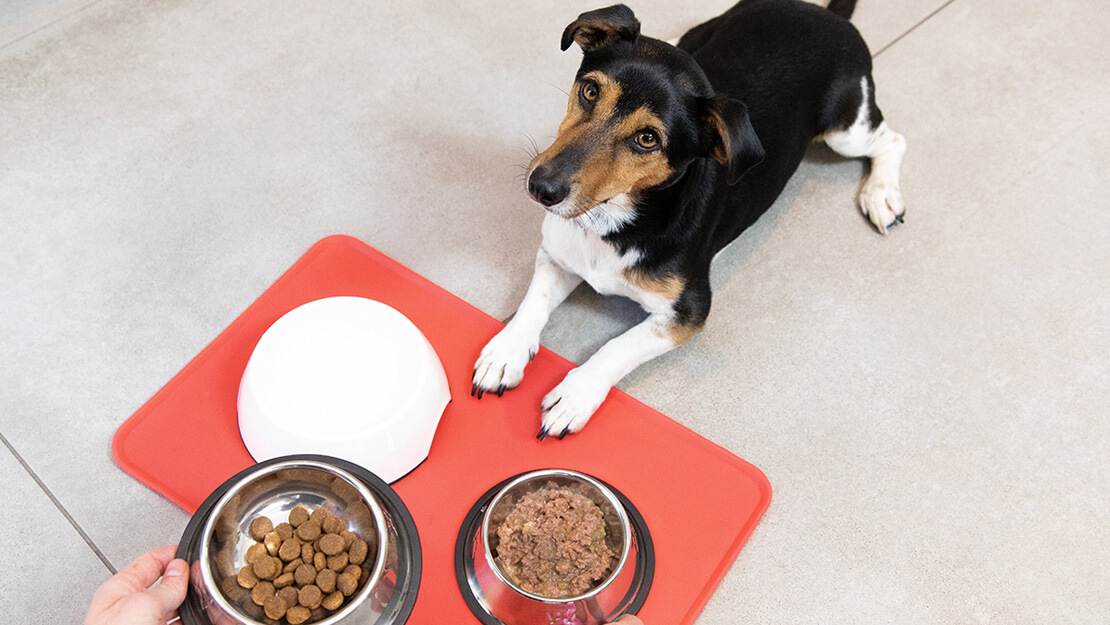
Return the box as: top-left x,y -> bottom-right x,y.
823,76 -> 907,234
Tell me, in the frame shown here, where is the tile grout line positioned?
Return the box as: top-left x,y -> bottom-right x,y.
872,0 -> 960,58
0,431 -> 118,574
0,0 -> 108,52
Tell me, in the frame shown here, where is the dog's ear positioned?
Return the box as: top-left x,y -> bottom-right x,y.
699,95 -> 765,184
561,5 -> 641,52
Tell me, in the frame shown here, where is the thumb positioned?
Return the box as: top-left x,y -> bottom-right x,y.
144,559 -> 189,614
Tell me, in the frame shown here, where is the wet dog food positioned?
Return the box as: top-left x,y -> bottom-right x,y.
230,506 -> 376,624
494,483 -> 616,599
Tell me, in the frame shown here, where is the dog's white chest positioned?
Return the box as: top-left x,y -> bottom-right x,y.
540,214 -> 665,310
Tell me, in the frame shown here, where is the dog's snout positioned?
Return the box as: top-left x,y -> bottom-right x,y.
528,167 -> 569,207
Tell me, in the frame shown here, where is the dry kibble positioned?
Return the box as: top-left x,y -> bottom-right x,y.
300,542 -> 314,563
246,543 -> 269,564
318,533 -> 345,556
313,552 -> 327,571
237,565 -> 260,589
293,562 -> 317,587
339,530 -> 355,550
253,556 -> 280,581
322,514 -> 345,535
295,520 -> 321,542
277,585 -> 299,608
288,505 -> 310,528
273,572 -> 295,589
264,531 -> 282,556
285,605 -> 311,625
283,557 -> 302,574
348,538 -> 368,565
249,516 -> 274,541
327,552 -> 348,572
263,595 -> 288,620
278,538 -> 302,562
251,580 -> 275,606
336,572 -> 357,597
315,568 -> 336,594
275,522 -> 294,541
298,584 -> 323,610
342,564 -> 361,583
240,598 -> 265,619
309,507 -> 333,526
321,590 -> 344,611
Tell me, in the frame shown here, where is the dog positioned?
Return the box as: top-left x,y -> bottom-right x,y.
472,0 -> 906,439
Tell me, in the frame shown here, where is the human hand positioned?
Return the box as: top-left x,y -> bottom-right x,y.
85,545 -> 189,625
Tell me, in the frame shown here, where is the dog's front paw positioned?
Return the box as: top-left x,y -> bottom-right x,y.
472,328 -> 537,399
859,178 -> 905,235
537,370 -> 610,440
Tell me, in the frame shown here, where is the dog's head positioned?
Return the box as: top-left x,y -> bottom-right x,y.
527,4 -> 764,222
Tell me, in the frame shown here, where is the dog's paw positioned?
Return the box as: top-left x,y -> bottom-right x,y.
859,178 -> 905,235
472,328 -> 537,399
537,370 -> 610,440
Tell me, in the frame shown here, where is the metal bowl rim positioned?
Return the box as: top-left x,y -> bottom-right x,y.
479,468 -> 633,603
197,459 -> 390,625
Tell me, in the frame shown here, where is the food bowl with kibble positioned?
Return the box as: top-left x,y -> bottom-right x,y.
454,469 -> 655,625
237,296 -> 451,484
176,455 -> 421,625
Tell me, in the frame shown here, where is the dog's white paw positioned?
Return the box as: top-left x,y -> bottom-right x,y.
859,177 -> 906,235
538,370 -> 610,439
472,328 -> 537,399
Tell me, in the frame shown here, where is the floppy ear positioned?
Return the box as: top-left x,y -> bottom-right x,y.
699,95 -> 765,184
561,4 -> 641,52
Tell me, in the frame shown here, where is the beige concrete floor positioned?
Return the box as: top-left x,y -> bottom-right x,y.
2,0 -> 1107,623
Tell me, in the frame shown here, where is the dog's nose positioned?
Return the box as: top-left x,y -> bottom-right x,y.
527,168 -> 569,207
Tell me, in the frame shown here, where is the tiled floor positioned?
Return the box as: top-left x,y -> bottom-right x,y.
2,0 -> 1107,623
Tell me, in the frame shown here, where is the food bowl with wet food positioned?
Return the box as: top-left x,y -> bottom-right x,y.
455,469 -> 654,625
176,455 -> 421,625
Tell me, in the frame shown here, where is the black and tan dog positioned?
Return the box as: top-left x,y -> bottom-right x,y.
473,0 -> 906,438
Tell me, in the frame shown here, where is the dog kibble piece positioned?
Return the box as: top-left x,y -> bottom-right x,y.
240,597 -> 264,619
249,516 -> 274,541
277,585 -> 299,608
313,552 -> 327,571
278,538 -> 302,561
322,514 -> 345,535
315,568 -> 336,594
342,564 -> 361,583
300,543 -> 314,563
288,505 -> 310,528
253,556 -> 280,581
338,530 -> 355,550
273,572 -> 295,589
348,538 -> 368,565
327,552 -> 348,572
275,522 -> 294,541
318,533 -> 345,556
295,520 -> 321,542
298,584 -> 323,610
246,543 -> 269,564
336,572 -> 358,597
285,605 -> 311,625
263,595 -> 288,620
283,557 -> 302,574
293,563 -> 316,587
251,581 -> 275,606
237,565 -> 260,589
322,590 -> 344,611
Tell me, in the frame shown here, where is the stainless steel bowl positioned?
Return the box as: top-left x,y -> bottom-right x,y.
178,457 -> 420,625
458,469 -> 653,625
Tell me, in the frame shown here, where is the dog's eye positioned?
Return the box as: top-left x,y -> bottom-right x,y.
634,130 -> 660,151
581,81 -> 599,102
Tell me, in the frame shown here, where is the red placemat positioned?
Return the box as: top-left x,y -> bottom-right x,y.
113,235 -> 771,625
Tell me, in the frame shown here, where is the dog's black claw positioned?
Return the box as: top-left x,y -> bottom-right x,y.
537,427 -> 549,441
895,214 -> 905,224
476,387 -> 485,400
471,383 -> 477,397
558,427 -> 569,440
497,384 -> 506,398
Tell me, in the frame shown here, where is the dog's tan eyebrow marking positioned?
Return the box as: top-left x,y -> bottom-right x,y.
617,107 -> 666,146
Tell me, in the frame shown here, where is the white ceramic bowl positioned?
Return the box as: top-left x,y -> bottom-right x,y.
237,297 -> 450,482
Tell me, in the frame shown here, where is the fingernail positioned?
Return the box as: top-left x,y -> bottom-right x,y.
165,560 -> 187,577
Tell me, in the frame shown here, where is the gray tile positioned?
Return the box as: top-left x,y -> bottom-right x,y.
0,442 -> 110,625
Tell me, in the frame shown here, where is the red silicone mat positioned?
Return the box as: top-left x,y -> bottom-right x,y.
113,235 -> 771,625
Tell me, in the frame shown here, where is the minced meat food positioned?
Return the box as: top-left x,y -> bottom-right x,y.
494,483 -> 616,598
